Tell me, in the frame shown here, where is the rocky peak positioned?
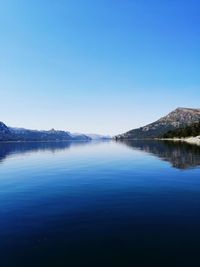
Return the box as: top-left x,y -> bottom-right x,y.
0,122 -> 11,134
116,107 -> 200,140
158,107 -> 200,125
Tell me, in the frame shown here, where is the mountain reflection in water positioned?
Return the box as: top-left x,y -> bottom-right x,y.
119,140 -> 200,170
1,140 -> 200,267
0,140 -> 200,170
0,141 -> 91,163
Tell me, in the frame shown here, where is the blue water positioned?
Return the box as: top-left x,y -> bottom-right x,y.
0,140 -> 200,267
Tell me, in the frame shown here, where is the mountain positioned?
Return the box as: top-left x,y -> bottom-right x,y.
66,132 -> 111,140
9,127 -> 74,141
9,127 -> 91,141
0,121 -> 111,142
115,108 -> 200,140
67,132 -> 92,141
85,134 -> 111,140
0,122 -> 14,141
0,122 -> 91,142
0,122 -> 11,135
161,121 -> 200,138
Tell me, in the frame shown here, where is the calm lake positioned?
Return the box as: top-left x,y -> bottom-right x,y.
1,140 -> 200,267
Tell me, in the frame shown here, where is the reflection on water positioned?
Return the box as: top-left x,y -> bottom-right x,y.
0,141 -> 91,163
0,140 -> 200,169
1,140 -> 200,266
118,140 -> 200,169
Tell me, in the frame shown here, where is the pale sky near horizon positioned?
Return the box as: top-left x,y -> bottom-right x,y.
0,0 -> 200,135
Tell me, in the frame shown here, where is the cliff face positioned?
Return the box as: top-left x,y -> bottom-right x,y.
116,108 -> 200,140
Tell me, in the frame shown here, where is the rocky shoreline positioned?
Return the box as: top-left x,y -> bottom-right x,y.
160,136 -> 200,146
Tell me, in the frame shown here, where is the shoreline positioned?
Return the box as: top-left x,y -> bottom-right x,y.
115,136 -> 200,146
159,136 -> 200,146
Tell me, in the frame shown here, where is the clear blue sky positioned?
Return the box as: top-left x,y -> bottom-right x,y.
0,0 -> 199,135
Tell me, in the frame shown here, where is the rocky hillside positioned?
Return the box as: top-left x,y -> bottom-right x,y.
115,108 -> 200,140
161,121 -> 200,138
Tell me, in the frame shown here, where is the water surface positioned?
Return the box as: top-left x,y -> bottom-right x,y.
1,140 -> 200,267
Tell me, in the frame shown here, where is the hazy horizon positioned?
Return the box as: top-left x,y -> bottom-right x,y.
1,0 -> 200,135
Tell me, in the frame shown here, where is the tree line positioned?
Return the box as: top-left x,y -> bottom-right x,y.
161,121 -> 200,138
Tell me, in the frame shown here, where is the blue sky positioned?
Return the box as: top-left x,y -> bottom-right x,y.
0,0 -> 199,135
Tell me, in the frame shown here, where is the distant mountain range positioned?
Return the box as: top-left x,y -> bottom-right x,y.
0,122 -> 110,142
1,107 -> 200,142
115,107 -> 200,140
85,134 -> 112,140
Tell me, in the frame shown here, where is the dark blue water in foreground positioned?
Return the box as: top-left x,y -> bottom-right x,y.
0,140 -> 200,267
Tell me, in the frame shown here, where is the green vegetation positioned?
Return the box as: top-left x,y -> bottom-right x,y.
161,122 -> 200,138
